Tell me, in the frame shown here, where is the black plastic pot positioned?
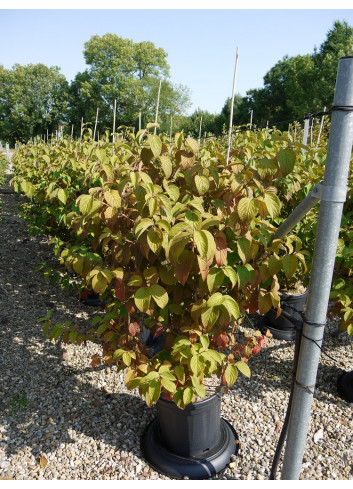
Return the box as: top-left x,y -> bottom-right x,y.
142,393 -> 239,479
258,290 -> 308,341
337,370 -> 353,402
79,290 -> 102,307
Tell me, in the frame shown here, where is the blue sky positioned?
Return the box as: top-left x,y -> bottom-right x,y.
1,3 -> 353,115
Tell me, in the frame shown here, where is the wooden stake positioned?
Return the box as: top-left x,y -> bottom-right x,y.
113,99 -> 117,143
154,80 -> 162,135
139,109 -> 142,131
71,124 -> 74,138
317,106 -> 326,146
80,117 -> 83,141
93,107 -> 99,141
249,110 -> 253,129
226,47 -> 239,164
170,115 -> 173,142
198,115 -> 203,147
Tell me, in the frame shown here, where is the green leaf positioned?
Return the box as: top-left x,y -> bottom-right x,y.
190,355 -> 204,376
282,255 -> 299,279
148,134 -> 162,158
264,192 -> 281,219
58,188 -> 68,205
236,361 -> 251,378
237,237 -> 251,264
160,155 -> 173,178
104,189 -> 121,208
195,175 -> 210,196
224,364 -> 238,386
183,387 -> 194,405
161,378 -> 176,393
149,284 -> 169,309
278,148 -> 296,176
207,292 -> 225,307
223,266 -> 237,289
186,137 -> 199,153
78,194 -> 93,215
207,268 -> 224,293
148,379 -> 161,403
134,287 -> 151,313
147,227 -> 163,253
237,197 -> 257,221
92,272 -> 107,294
135,218 -> 154,237
222,296 -> 240,319
201,305 -> 219,328
200,335 -> 209,349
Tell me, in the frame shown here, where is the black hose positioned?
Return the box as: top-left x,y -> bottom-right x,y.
269,323 -> 303,480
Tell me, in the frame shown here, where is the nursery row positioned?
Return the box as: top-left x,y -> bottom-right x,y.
10,124 -> 353,408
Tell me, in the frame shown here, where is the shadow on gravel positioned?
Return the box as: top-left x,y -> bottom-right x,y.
0,322 -> 155,464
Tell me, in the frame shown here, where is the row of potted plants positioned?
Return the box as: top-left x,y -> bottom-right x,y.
10,123 -> 351,477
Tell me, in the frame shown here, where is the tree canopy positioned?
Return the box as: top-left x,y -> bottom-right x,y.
0,64 -> 69,145
69,33 -> 191,136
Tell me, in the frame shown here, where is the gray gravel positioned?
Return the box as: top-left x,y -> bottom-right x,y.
0,169 -> 352,480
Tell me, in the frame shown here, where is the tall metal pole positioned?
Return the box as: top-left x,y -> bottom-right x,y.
281,56 -> 353,480
154,80 -> 162,135
226,47 -> 239,164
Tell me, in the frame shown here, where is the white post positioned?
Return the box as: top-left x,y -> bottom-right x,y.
113,99 -> 117,143
249,110 -> 253,129
317,107 -> 327,146
6,143 -> 10,163
139,109 -> 142,131
154,79 -> 162,135
93,107 -> 99,141
198,116 -> 203,147
226,47 -> 239,164
71,124 -> 74,138
302,117 -> 310,145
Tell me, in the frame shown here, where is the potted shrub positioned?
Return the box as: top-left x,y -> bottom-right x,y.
15,127 -> 301,478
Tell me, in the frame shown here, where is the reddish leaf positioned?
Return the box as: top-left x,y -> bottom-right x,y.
214,232 -> 228,267
128,322 -> 140,336
252,344 -> 261,355
115,280 -> 126,301
39,456 -> 48,468
216,333 -> 229,347
91,354 -> 101,369
153,324 -> 164,338
197,255 -> 210,281
174,251 -> 194,285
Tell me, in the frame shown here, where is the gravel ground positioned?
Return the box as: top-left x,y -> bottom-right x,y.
0,166 -> 352,481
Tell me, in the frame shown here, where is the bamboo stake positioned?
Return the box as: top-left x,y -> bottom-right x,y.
317,106 -> 326,146
71,124 -> 74,138
113,99 -> 117,143
249,110 -> 253,129
198,115 -> 203,147
93,107 -> 99,141
139,109 -> 142,132
170,115 -> 173,142
80,117 -> 83,141
154,80 -> 162,135
226,47 -> 239,164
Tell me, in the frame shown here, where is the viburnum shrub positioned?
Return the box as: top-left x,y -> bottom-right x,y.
12,126 -> 314,407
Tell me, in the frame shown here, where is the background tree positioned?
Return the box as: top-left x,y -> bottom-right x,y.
231,20 -> 353,129
0,64 -> 69,145
70,34 -> 191,136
